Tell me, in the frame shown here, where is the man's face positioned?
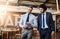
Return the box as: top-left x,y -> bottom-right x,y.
28,7 -> 33,14
39,8 -> 44,13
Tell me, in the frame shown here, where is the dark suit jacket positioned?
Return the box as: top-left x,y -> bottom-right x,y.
37,12 -> 55,32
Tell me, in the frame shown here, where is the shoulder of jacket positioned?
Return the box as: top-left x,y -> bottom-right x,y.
38,13 -> 41,16
46,12 -> 51,14
46,12 -> 52,15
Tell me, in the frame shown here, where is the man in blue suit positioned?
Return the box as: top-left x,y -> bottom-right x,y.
37,4 -> 55,39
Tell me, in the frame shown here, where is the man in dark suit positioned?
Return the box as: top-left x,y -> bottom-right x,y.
37,4 -> 55,39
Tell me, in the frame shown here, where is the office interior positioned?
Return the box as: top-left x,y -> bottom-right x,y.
0,0 -> 60,39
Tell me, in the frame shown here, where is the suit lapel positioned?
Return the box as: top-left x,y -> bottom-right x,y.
39,13 -> 42,26
46,12 -> 49,24
39,13 -> 42,21
46,12 -> 48,23
46,12 -> 47,22
40,13 -> 42,23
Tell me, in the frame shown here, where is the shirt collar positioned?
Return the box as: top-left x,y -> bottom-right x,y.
26,13 -> 31,15
42,12 -> 46,15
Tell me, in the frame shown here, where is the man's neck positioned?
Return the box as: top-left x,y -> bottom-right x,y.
42,12 -> 46,14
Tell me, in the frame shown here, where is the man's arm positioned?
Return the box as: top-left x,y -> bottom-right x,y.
49,13 -> 55,31
19,15 -> 24,28
37,15 -> 40,30
31,16 -> 37,28
49,13 -> 55,36
19,15 -> 28,29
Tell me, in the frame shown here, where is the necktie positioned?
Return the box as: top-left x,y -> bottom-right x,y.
43,14 -> 45,28
26,14 -> 29,22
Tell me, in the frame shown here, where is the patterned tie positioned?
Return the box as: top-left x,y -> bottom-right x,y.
43,14 -> 45,28
26,14 -> 29,22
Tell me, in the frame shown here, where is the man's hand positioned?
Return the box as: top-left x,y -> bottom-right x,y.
23,24 -> 28,29
51,31 -> 55,36
24,22 -> 32,30
26,22 -> 31,25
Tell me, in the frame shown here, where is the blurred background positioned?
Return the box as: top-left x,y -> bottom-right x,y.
0,0 -> 60,39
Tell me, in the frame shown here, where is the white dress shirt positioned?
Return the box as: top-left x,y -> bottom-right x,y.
19,13 -> 37,28
41,13 -> 48,29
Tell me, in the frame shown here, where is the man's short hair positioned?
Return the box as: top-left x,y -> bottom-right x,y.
39,4 -> 47,11
29,6 -> 33,9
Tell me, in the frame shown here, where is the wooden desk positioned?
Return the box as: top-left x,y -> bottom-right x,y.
1,28 -> 19,39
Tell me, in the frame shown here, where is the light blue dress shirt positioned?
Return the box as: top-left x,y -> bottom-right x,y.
19,13 -> 37,28
41,13 -> 48,29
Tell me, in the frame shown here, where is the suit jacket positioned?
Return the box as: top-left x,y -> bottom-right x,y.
37,12 -> 55,32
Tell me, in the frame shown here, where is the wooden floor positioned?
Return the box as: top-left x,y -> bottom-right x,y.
56,32 -> 60,39
2,32 -> 60,39
32,32 -> 56,39
33,32 -> 60,39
